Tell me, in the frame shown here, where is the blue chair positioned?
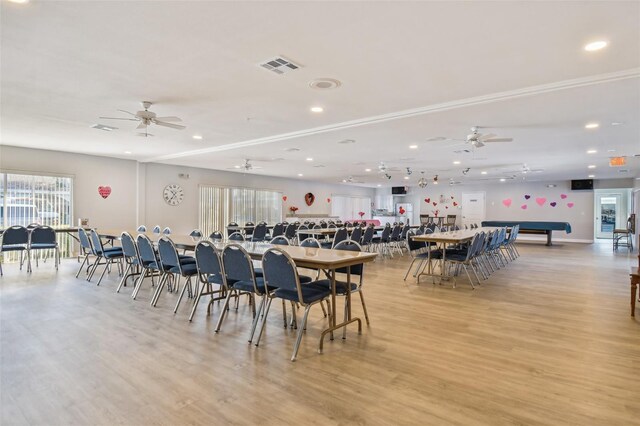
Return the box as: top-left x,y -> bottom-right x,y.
350,226 -> 363,244
116,232 -> 141,293
190,241 -> 227,322
297,225 -> 310,242
284,223 -> 298,243
360,226 -> 375,251
152,237 -> 198,313
251,223 -> 268,242
228,232 -> 245,242
259,247 -> 332,361
152,225 -> 161,234
226,222 -> 238,238
0,226 -> 30,275
244,222 -> 255,238
403,230 -> 429,280
189,229 -> 203,238
87,229 -> 124,285
321,227 -> 348,249
271,223 -> 284,238
131,234 -> 164,300
137,225 -> 147,232
270,236 -> 290,246
299,238 -> 321,248
162,227 -> 171,235
215,244 -> 272,342
209,231 -> 223,240
29,226 -> 59,270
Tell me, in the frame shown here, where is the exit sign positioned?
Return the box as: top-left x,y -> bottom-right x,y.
609,157 -> 626,167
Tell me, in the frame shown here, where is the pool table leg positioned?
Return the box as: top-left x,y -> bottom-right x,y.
546,231 -> 552,246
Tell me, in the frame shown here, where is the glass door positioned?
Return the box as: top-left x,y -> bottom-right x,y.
595,194 -> 621,239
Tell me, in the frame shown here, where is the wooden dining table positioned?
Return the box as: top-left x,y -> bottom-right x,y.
411,227 -> 503,283
97,229 -> 378,352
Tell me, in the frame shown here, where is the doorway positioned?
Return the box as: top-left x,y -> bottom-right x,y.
594,190 -> 631,239
461,192 -> 486,227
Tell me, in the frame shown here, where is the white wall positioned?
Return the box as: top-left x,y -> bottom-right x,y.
0,146 -> 374,235
375,179 -> 636,242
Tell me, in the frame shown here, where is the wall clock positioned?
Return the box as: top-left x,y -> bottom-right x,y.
163,184 -> 184,206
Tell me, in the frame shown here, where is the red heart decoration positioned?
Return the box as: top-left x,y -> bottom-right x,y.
432,202 -> 438,206
98,186 -> 111,199
452,201 -> 458,207
304,192 -> 315,207
560,194 -> 567,199
451,196 -> 454,199
445,206 -> 449,209
425,198 -> 431,203
282,195 -> 287,202
521,204 -> 528,210
327,198 -> 331,203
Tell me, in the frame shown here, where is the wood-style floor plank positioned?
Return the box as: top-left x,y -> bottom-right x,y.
1,242 -> 639,425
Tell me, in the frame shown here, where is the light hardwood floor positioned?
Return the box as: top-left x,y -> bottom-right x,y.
1,242 -> 639,425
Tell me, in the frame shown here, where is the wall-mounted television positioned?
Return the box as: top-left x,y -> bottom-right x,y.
391,186 -> 408,195
571,179 -> 593,190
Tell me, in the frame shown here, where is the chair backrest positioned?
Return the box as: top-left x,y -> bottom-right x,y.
350,226 -> 363,242
137,225 -> 147,232
334,239 -> 364,276
195,241 -> 224,279
244,222 -> 255,236
228,232 -> 245,241
332,227 -> 349,248
297,224 -> 310,241
162,227 -> 171,235
284,223 -> 298,239
222,244 -> 255,286
30,226 -> 56,245
390,224 -> 402,239
137,234 -> 159,265
379,226 -> 391,240
209,231 -> 223,240
88,229 -> 106,255
77,228 -> 93,252
120,232 -> 139,261
361,226 -> 375,244
299,237 -> 321,248
226,222 -> 238,237
157,237 -> 181,270
400,225 -> 411,239
1,226 -> 29,246
189,229 -> 203,238
320,222 -> 329,229
271,223 -> 284,238
270,236 -> 290,246
262,248 -> 305,301
406,230 -> 426,252
252,223 -> 268,241
152,225 -> 161,234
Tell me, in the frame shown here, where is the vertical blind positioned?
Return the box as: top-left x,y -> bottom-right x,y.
199,185 -> 282,236
0,172 -> 74,257
330,195 -> 372,220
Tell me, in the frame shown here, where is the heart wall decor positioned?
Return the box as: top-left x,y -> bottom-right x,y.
425,198 -> 431,203
304,192 -> 315,207
567,202 -> 574,208
327,198 -> 331,203
535,197 -> 546,206
98,186 -> 111,199
560,194 -> 567,199
524,195 -> 531,200
282,195 -> 287,202
502,199 -> 512,208
550,202 -> 557,207
521,204 -> 528,210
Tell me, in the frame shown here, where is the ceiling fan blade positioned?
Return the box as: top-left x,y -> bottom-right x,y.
484,138 -> 513,143
137,122 -> 147,129
99,117 -> 138,121
478,133 -> 497,141
473,141 -> 485,148
154,116 -> 182,122
117,109 -> 138,117
153,120 -> 186,130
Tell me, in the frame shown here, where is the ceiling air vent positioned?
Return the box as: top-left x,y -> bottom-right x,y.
618,169 -> 629,173
259,56 -> 301,75
91,124 -> 117,131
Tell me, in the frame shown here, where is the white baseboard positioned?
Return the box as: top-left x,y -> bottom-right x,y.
515,235 -> 594,244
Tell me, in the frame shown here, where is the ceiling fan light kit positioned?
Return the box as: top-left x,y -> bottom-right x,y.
99,101 -> 186,132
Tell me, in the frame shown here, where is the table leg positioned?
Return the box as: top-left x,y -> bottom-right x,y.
319,267 -> 362,353
546,231 -> 552,246
632,282 -> 637,317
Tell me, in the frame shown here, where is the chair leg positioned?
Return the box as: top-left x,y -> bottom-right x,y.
116,263 -> 132,293
132,270 -> 148,299
291,305 -> 312,362
189,281 -> 204,322
253,296 -> 271,346
358,290 -> 370,325
282,299 -> 288,328
173,276 -> 191,313
214,290 -> 234,332
96,259 -> 111,286
151,274 -> 169,307
76,254 -> 89,278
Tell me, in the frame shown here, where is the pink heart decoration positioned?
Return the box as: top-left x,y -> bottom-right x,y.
98,186 -> 111,199
502,198 -> 512,207
445,206 -> 449,209
282,196 -> 287,202
524,195 -> 531,200
521,204 -> 528,210
425,198 -> 431,203
550,202 -> 557,207
535,197 -> 546,206
327,198 -> 331,203
567,202 -> 574,208
432,202 -> 438,206
560,194 -> 567,199
453,201 -> 458,207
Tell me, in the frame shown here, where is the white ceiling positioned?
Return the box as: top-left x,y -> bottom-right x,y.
1,1 -> 639,187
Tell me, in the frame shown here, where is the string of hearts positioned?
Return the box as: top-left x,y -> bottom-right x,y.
502,194 -> 573,209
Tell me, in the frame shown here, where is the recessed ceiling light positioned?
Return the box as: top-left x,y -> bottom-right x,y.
453,160 -> 461,165
588,165 -> 596,169
587,149 -> 597,154
584,41 -> 608,51
192,135 -> 203,140
297,173 -> 303,177
310,106 -> 324,113
338,139 -> 356,144
365,168 -> 372,172
409,145 -> 418,149
8,0 -> 29,3
285,147 -> 300,152
499,178 -> 506,182
611,122 -> 623,126
481,171 -> 487,175
124,151 -> 132,154
306,157 -> 313,161
607,149 -> 616,153
588,174 -> 595,178
234,165 -> 241,169
585,122 -> 599,129
377,184 -> 382,187
404,176 -> 410,180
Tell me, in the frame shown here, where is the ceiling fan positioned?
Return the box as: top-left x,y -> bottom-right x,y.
428,126 -> 513,148
342,176 -> 364,184
100,101 -> 185,132
227,159 -> 263,171
500,163 -> 544,175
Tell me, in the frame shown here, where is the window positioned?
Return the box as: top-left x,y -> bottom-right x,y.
199,185 -> 282,236
330,195 -> 372,220
0,172 -> 74,257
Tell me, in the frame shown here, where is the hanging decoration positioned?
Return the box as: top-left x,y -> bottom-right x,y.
304,192 -> 315,206
327,197 -> 331,203
282,195 -> 287,202
98,186 -> 112,199
289,206 -> 299,214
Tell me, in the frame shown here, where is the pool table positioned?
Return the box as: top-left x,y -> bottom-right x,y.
481,221 -> 572,246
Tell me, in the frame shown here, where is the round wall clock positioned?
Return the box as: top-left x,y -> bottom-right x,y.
163,184 -> 184,206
